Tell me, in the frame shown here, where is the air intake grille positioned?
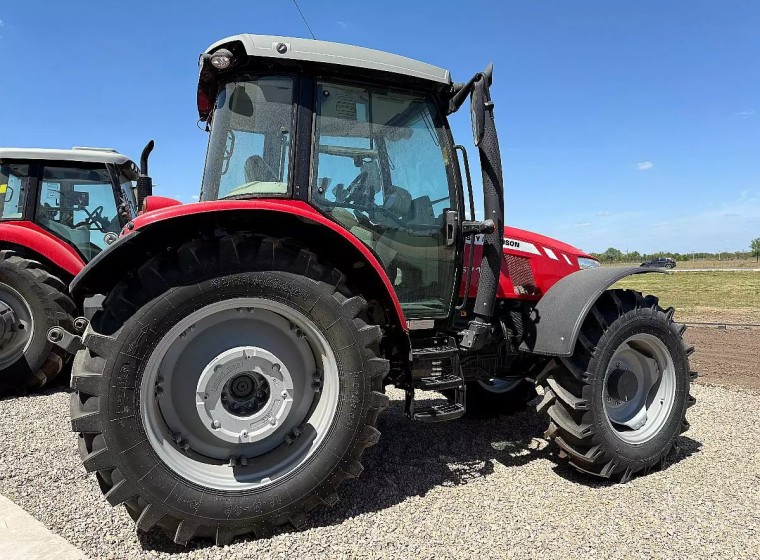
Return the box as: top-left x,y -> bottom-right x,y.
505,254 -> 537,295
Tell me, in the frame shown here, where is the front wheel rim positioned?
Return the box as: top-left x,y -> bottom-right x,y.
602,333 -> 677,444
0,283 -> 33,370
140,297 -> 340,491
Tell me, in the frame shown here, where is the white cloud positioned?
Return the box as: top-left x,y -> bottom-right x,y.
596,211 -> 611,217
191,194 -> 199,200
0,19 -> 4,27
573,222 -> 592,227
335,21 -> 347,29
635,161 -> 654,171
737,109 -> 756,118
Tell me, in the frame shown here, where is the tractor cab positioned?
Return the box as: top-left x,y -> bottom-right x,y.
0,147 -> 139,261
198,36 -> 465,321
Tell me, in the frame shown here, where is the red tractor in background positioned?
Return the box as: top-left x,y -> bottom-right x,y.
56,35 -> 695,545
0,147 -> 144,392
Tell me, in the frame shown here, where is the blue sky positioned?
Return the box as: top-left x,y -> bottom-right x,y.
0,1 -> 758,253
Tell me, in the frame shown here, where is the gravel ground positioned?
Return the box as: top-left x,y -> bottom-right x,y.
0,381 -> 758,559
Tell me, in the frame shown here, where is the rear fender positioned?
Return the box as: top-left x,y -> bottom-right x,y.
70,204 -> 407,331
0,221 -> 84,276
520,267 -> 666,357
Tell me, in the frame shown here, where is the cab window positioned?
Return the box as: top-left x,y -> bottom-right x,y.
0,163 -> 28,220
37,165 -> 121,261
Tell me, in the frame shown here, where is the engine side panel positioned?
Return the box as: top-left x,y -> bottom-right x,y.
461,226 -> 593,301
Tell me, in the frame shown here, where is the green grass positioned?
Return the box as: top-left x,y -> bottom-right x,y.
613,271 -> 760,323
603,259 -> 759,269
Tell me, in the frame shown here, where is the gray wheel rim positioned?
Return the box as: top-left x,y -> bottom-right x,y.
140,297 -> 340,491
477,378 -> 522,394
603,333 -> 676,444
0,282 -> 33,370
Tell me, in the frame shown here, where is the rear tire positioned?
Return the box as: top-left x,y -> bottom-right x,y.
0,251 -> 74,394
70,236 -> 389,545
536,289 -> 695,482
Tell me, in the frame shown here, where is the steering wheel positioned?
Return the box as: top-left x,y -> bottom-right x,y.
74,205 -> 106,231
333,171 -> 370,205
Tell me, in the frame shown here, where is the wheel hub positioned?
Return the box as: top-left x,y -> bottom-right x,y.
606,368 -> 639,402
222,372 -> 271,416
195,346 -> 294,445
0,301 -> 18,349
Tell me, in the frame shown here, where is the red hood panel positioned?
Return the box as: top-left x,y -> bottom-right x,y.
503,226 -> 592,260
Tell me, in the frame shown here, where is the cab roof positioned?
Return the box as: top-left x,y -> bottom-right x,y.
204,34 -> 452,85
0,147 -> 132,165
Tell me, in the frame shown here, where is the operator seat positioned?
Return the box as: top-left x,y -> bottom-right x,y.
244,155 -> 278,183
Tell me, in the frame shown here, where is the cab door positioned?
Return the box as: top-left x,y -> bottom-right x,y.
310,82 -> 460,320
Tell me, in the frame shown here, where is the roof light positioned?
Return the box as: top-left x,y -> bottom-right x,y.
210,49 -> 233,70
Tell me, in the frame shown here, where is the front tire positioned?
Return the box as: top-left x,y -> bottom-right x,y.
70,236 -> 389,545
536,289 -> 695,482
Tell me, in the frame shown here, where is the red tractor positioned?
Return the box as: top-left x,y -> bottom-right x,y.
57,35 -> 695,545
0,147 -> 145,392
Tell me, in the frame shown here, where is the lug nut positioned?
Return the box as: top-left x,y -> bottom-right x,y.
211,420 -> 221,429
269,417 -> 276,426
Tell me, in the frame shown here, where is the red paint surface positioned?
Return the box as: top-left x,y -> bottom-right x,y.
142,195 -> 183,213
0,221 -> 85,276
461,226 -> 596,301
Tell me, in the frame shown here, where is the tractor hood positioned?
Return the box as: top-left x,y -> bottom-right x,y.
503,226 -> 595,263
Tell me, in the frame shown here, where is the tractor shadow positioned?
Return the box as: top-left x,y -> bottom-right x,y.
0,365 -> 72,402
138,393 -> 702,552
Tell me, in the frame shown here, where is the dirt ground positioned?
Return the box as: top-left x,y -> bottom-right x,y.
686,327 -> 760,392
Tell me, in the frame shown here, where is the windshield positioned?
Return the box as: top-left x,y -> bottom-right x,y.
201,77 -> 294,200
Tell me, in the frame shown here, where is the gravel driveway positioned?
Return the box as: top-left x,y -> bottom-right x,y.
0,381 -> 757,559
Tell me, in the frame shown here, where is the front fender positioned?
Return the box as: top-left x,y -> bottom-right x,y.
520,267 -> 666,357
70,201 -> 407,330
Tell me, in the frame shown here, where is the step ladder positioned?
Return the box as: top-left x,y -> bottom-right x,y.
405,338 -> 466,422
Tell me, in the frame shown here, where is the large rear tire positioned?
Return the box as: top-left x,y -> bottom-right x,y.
536,289 -> 695,482
70,236 -> 389,545
0,251 -> 74,394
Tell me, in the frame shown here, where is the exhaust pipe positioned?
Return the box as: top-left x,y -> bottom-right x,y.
136,140 -> 155,207
458,67 -> 505,351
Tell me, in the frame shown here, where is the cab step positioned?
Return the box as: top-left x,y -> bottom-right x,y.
406,336 -> 466,422
412,344 -> 459,360
413,403 -> 465,423
415,374 -> 464,391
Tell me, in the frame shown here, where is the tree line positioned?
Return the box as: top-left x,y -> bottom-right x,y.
592,238 -> 760,263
